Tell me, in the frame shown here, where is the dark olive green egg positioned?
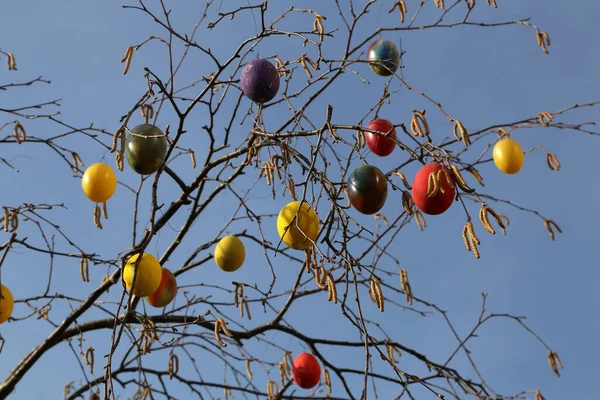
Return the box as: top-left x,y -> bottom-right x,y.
125,124 -> 168,175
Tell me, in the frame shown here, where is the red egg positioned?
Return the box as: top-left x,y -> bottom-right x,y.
411,163 -> 455,215
292,353 -> 321,389
145,268 -> 178,308
364,119 -> 397,157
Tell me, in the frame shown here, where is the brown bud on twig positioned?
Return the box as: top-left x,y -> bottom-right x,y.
451,119 -> 471,146
267,380 -> 279,400
274,57 -> 289,77
370,276 -> 385,312
121,45 -> 134,74
546,152 -> 560,171
93,204 -> 103,230
312,13 -> 327,41
538,111 -> 554,126
13,122 -> 26,144
374,213 -> 389,226
449,165 -> 475,193
547,350 -> 563,377
140,104 -> 154,124
214,318 -> 234,347
80,257 -> 90,283
536,30 -> 551,54
414,209 -> 426,231
6,53 -> 17,70
462,218 -> 481,259
543,219 -> 562,241
478,204 -> 506,235
466,165 -> 484,186
84,347 -> 94,374
535,389 -> 546,400
245,359 -> 253,380
410,109 -> 430,139
394,171 -> 412,190
400,268 -> 413,305
402,191 -> 414,215
168,353 -> 179,380
326,272 -> 337,303
324,368 -> 332,392
388,0 -> 408,24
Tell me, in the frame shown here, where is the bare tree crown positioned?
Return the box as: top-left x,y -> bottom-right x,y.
0,1 -> 596,399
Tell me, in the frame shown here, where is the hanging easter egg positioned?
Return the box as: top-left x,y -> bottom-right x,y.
292,353 -> 321,389
146,268 -> 178,308
0,284 -> 14,324
240,58 -> 280,104
367,39 -> 400,77
81,163 -> 117,203
411,163 -> 455,215
493,138 -> 524,174
214,235 -> 246,272
364,119 -> 397,157
347,165 -> 388,215
123,252 -> 162,297
125,124 -> 168,175
277,201 -> 320,250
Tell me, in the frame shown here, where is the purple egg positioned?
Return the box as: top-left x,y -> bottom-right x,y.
240,58 -> 280,104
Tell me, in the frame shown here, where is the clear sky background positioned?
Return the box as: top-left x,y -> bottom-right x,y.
1,1 -> 599,399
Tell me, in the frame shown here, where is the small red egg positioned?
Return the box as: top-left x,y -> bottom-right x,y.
411,163 -> 455,215
364,119 -> 397,157
292,352 -> 321,389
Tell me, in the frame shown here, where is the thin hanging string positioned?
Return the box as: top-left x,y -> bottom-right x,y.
248,0 -> 260,58
376,0 -> 385,39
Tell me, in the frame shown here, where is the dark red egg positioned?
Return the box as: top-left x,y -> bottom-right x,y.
125,124 -> 168,175
348,165 -> 388,215
364,119 -> 397,157
411,163 -> 455,215
145,268 -> 177,308
292,353 -> 321,389
240,58 -> 280,104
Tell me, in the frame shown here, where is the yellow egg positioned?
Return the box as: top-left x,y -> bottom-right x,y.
0,284 -> 14,324
277,201 -> 320,250
493,138 -> 524,174
123,252 -> 162,297
214,236 -> 245,272
82,162 -> 117,203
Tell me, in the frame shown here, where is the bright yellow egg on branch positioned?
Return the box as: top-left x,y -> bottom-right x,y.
81,162 -> 117,203
123,252 -> 162,297
277,201 -> 320,250
214,235 -> 246,272
0,284 -> 14,324
493,138 -> 524,174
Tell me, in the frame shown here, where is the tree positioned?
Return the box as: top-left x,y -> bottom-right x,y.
0,1 -> 598,399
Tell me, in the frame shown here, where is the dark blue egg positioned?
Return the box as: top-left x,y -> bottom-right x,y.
367,39 -> 400,77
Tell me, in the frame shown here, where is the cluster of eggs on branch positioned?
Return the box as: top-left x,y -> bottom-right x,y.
122,253 -> 178,308
11,35 -> 527,397
271,38 -> 527,257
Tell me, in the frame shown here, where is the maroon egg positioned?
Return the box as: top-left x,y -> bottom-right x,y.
347,165 -> 388,215
364,119 -> 397,157
240,58 -> 280,104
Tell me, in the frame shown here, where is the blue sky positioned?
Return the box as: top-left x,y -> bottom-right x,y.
1,1 -> 599,399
